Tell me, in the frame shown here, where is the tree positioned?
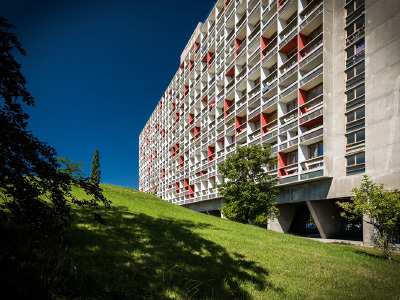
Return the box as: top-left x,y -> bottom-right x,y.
57,157 -> 86,179
89,148 -> 101,185
0,17 -> 110,238
216,144 -> 279,225
337,175 -> 400,260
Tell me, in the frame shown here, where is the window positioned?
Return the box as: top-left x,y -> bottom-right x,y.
286,100 -> 298,112
346,0 -> 364,16
346,84 -> 365,102
346,106 -> 365,123
287,150 -> 298,165
308,83 -> 323,100
346,16 -> 365,39
268,110 -> 278,122
287,47 -> 298,60
346,62 -> 365,90
346,63 -> 365,81
308,142 -> 323,159
346,129 -> 365,147
307,121 -> 323,131
308,25 -> 323,41
346,39 -> 365,68
346,152 -> 365,175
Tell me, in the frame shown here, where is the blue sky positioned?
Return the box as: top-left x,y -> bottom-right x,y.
2,0 -> 216,189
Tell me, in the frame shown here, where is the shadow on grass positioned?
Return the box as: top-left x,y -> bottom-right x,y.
63,205 -> 283,299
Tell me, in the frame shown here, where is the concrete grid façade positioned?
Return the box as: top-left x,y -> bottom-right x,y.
139,0 -> 400,245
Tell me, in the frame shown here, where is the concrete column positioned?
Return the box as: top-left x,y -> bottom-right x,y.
268,204 -> 298,233
306,200 -> 342,239
362,214 -> 375,246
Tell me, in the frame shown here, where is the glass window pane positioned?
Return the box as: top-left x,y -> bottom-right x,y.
356,17 -> 365,30
347,47 -> 354,59
347,134 -> 355,144
347,156 -> 355,166
356,84 -> 365,97
309,89 -> 317,100
356,63 -> 365,74
356,129 -> 365,142
356,0 -> 364,9
356,40 -> 365,53
356,106 -> 365,119
347,26 -> 354,38
318,143 -> 323,156
346,68 -> 355,80
356,152 -> 365,164
347,112 -> 355,123
346,2 -> 354,15
347,89 -> 355,101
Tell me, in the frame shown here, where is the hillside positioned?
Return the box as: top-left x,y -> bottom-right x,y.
1,184 -> 400,299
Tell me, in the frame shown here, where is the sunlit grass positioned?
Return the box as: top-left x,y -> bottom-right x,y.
1,184 -> 399,299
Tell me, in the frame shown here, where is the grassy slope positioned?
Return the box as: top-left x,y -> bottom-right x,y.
1,184 -> 399,299
62,185 -> 400,300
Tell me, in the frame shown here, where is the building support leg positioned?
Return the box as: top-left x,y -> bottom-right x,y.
268,203 -> 298,233
306,200 -> 341,239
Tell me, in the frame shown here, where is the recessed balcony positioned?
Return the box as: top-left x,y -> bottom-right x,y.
299,1 -> 323,34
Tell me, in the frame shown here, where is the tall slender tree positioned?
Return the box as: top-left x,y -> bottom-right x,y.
0,17 -> 110,237
90,149 -> 101,185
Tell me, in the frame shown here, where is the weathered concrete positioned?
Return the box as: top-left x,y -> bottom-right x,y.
277,179 -> 332,204
183,198 -> 224,212
306,199 -> 342,239
268,203 -> 298,233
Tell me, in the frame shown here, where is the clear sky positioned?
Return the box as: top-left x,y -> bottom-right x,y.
2,0 -> 217,189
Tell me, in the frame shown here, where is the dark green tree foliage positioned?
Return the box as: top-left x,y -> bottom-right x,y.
57,157 -> 86,180
216,144 -> 279,225
337,175 -> 400,260
89,148 -> 101,185
0,17 -> 110,237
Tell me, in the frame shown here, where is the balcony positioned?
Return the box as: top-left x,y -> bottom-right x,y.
236,94 -> 247,110
236,128 -> 247,141
300,94 -> 323,113
279,26 -> 297,50
299,126 -> 323,143
299,107 -> 323,125
263,118 -> 278,134
279,64 -> 298,84
279,81 -> 297,100
249,107 -> 261,120
262,13 -> 277,34
299,2 -> 323,32
262,96 -> 278,111
279,0 -> 295,16
300,65 -> 323,87
300,168 -> 324,180
236,12 -> 247,31
249,130 -> 261,141
226,144 -> 236,154
248,46 -> 261,63
248,2 -> 261,21
299,41 -> 323,69
279,174 -> 298,184
236,40 -> 247,57
279,119 -> 297,134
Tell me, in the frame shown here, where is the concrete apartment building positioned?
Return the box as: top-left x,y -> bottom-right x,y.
139,0 -> 400,244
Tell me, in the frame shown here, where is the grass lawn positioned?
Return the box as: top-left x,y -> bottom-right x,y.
1,184 -> 399,299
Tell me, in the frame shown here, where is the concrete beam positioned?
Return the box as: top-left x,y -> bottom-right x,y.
306,200 -> 341,239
